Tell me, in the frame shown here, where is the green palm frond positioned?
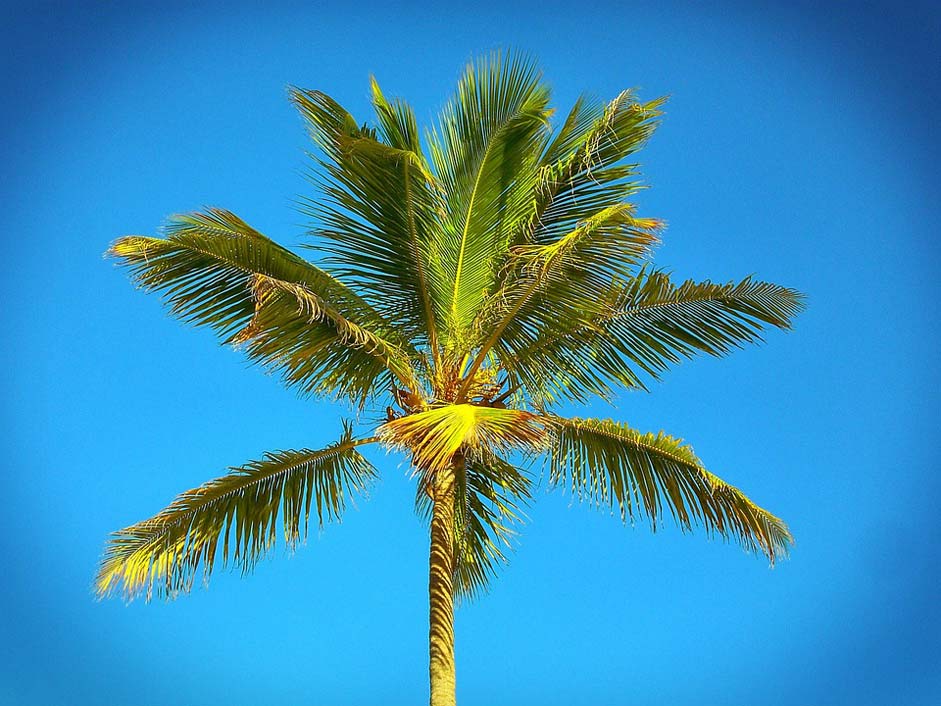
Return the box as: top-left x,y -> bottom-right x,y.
370,75 -> 423,154
290,87 -> 366,161
233,274 -> 422,404
108,208 -> 420,403
539,94 -> 605,166
428,50 -> 553,345
452,88 -> 666,404
546,416 -> 792,563
460,204 -> 660,399
516,91 -> 665,248
96,424 -> 378,601
292,87 -> 447,353
606,271 -> 805,373
415,450 -> 533,601
490,289 -> 631,407
509,272 -> 804,404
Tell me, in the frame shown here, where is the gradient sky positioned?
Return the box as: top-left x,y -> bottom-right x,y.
2,1 -> 939,704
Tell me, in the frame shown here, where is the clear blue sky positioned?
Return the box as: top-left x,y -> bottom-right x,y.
2,1 -> 938,704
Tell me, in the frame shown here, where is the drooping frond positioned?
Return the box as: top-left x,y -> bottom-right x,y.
509,272 -> 805,404
292,87 -> 447,352
545,416 -> 792,563
234,274 -> 422,403
108,208 -> 421,403
379,404 -> 547,472
454,453 -> 531,600
415,450 -> 533,601
428,50 -> 553,345
96,425 -> 378,601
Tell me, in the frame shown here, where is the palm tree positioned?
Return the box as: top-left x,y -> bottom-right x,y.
97,51 -> 803,706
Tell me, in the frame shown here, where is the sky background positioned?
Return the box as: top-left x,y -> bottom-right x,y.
1,1 -> 939,704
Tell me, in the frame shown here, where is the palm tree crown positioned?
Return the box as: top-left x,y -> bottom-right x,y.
98,51 -> 803,705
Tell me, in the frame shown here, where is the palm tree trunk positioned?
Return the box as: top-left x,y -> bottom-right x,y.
428,463 -> 457,706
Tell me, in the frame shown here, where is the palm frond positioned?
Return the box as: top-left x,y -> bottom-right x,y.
512,272 -> 805,402
234,274 -> 423,404
379,404 -> 547,472
606,271 -> 805,372
428,50 -> 553,345
545,416 -> 792,563
289,87 -> 367,160
292,88 -> 448,353
451,89 -> 665,406
414,450 -> 532,601
515,91 -> 666,248
96,425 -> 378,601
460,204 -> 660,399
540,94 -> 605,166
108,208 -> 421,403
370,76 -> 422,154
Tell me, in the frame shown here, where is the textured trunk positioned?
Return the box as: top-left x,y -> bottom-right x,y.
428,462 -> 457,706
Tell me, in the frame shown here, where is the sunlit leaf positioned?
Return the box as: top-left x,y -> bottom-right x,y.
546,416 -> 792,563
97,424 -> 378,601
380,404 -> 547,472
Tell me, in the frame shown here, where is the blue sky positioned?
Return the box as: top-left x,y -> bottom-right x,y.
1,1 -> 939,704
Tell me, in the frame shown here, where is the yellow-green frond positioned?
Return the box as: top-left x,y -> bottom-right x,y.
241,274 -> 423,398
545,416 -> 792,563
380,404 -> 547,472
463,204 -> 661,398
292,87 -> 448,353
96,425 -> 378,601
516,90 -> 666,248
108,208 -> 420,404
370,75 -> 422,154
289,87 -> 365,161
507,272 -> 805,407
428,49 -> 554,345
607,271 -> 806,371
415,450 -> 533,601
